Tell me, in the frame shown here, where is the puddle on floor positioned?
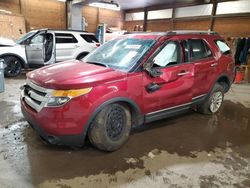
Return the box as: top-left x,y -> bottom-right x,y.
0,101 -> 24,128
0,100 -> 249,186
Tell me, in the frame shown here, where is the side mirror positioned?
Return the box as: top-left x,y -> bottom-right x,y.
147,67 -> 163,77
143,60 -> 163,78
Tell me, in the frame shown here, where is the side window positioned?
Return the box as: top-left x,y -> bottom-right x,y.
153,41 -> 181,68
30,34 -> 44,44
81,34 -> 99,43
215,40 -> 231,55
189,39 -> 212,61
55,33 -> 78,44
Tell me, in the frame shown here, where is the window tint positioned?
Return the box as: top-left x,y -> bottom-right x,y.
215,40 -> 231,54
153,41 -> 181,67
55,33 -> 78,43
81,34 -> 99,43
30,34 -> 44,44
189,39 -> 212,60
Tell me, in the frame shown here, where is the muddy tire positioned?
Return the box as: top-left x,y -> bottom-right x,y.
197,83 -> 224,115
3,56 -> 22,77
88,103 -> 131,151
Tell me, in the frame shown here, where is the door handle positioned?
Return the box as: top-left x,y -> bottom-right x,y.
74,45 -> 80,48
177,71 -> 190,76
210,63 -> 218,67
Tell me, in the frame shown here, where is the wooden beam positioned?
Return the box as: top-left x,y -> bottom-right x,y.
19,0 -> 22,14
171,7 -> 175,30
143,8 -> 148,31
209,2 -> 217,31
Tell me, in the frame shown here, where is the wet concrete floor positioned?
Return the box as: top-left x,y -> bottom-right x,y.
0,75 -> 250,188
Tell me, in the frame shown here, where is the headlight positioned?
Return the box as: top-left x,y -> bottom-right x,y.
46,97 -> 70,107
46,88 -> 92,107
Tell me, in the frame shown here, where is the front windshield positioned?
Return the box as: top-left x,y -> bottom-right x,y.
83,38 -> 155,72
16,31 -> 36,44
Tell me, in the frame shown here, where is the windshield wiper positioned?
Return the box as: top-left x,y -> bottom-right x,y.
87,61 -> 109,68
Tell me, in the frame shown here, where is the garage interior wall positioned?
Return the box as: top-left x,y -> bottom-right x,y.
0,0 -> 124,39
0,0 -> 249,42
82,6 -> 124,33
123,2 -> 250,47
0,0 -> 66,39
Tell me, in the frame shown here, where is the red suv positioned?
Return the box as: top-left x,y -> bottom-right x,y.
21,31 -> 235,151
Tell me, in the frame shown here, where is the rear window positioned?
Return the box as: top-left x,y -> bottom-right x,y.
215,40 -> 231,55
55,33 -> 78,43
80,34 -> 99,43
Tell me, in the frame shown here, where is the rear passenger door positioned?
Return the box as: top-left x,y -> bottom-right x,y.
55,33 -> 79,62
188,39 -> 218,99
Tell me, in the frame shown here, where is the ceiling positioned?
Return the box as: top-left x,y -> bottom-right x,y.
117,0 -> 211,10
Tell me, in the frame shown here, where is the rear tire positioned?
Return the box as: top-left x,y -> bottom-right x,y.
88,103 -> 131,151
3,56 -> 22,77
197,83 -> 224,115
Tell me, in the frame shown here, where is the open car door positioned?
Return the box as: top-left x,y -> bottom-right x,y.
25,30 -> 56,68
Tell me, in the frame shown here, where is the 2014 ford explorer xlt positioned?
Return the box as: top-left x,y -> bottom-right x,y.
21,31 -> 235,151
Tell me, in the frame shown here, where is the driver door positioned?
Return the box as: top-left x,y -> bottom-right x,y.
25,31 -> 56,67
143,40 -> 194,122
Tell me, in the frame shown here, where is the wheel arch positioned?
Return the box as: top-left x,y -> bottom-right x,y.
0,53 -> 27,68
216,74 -> 231,93
82,97 -> 143,140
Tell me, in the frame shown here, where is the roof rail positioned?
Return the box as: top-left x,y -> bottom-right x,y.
166,30 -> 219,35
48,29 -> 89,33
36,28 -> 89,33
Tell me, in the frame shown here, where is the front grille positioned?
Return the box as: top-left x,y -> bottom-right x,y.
22,79 -> 51,112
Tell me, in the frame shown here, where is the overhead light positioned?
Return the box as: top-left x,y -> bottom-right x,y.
57,0 -> 66,2
89,1 -> 120,11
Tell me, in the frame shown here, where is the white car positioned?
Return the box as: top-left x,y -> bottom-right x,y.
0,29 -> 99,77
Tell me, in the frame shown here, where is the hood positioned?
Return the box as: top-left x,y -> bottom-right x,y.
0,37 -> 15,46
27,60 -> 127,89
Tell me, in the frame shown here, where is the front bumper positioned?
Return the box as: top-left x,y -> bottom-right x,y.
21,98 -> 89,147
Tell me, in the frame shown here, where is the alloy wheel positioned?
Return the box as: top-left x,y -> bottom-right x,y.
210,91 -> 223,113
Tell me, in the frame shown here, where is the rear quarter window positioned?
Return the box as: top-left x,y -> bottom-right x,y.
80,34 -> 99,43
55,33 -> 78,44
215,40 -> 231,55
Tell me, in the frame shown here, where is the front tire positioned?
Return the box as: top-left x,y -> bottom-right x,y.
3,56 -> 22,77
197,83 -> 224,115
88,103 -> 131,151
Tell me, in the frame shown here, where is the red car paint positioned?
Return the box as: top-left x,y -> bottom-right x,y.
21,32 -> 235,146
